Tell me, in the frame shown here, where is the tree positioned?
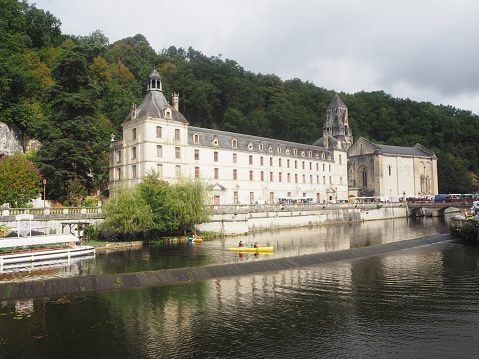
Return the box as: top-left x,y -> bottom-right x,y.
99,184 -> 153,238
0,154 -> 42,207
171,178 -> 211,235
138,171 -> 178,233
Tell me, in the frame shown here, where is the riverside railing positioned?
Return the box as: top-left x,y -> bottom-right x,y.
1,207 -> 102,217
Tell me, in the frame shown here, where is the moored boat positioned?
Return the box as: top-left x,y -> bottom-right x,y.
0,234 -> 95,268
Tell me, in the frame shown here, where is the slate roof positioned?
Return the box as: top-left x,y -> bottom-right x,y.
327,94 -> 347,109
123,89 -> 187,123
188,126 -> 333,160
376,144 -> 434,156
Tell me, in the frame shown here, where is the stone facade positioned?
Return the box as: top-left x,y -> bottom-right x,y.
347,137 -> 438,199
109,70 -> 349,204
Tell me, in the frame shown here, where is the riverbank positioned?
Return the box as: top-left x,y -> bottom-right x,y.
0,233 -> 453,301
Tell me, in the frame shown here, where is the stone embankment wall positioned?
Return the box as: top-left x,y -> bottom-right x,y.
197,204 -> 407,234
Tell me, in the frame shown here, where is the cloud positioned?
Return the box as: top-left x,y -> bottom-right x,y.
32,0 -> 479,115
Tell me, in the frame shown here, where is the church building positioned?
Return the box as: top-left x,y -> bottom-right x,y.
109,69 -> 438,203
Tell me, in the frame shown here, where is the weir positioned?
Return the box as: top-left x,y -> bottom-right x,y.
0,233 -> 453,301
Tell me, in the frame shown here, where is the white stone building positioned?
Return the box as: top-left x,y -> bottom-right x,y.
109,70 -> 349,204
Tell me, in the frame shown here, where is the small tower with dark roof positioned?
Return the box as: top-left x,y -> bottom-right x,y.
323,94 -> 353,150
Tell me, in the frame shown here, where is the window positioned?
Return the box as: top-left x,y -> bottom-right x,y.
175,129 -> 180,140
270,157 -> 273,166
287,173 -> 291,182
260,157 -> 264,166
233,153 -> 237,163
295,174 -> 298,183
194,149 -> 199,160
249,170 -> 253,181
270,192 -> 275,203
317,175 -> 319,184
214,151 -> 218,162
316,163 -> 319,171
388,165 -> 392,176
233,169 -> 237,180
308,151 -> 312,158
302,161 -> 305,170
309,162 -> 312,170
132,146 -> 137,159
340,177 -> 343,185
234,191 -> 238,205
250,192 -> 254,203
132,165 -> 137,178
261,171 -> 264,181
310,175 -> 313,183
156,126 -> 162,138
295,161 -> 298,169
322,164 -> 325,171
214,168 -> 219,179
231,139 -> 237,148
117,150 -> 121,163
279,158 -> 282,167
175,147 -> 180,159
249,155 -> 253,165
270,172 -> 274,182
329,176 -> 332,184
193,134 -> 199,143
294,149 -> 298,155
259,144 -> 263,151
287,159 -> 290,168
279,172 -> 282,182
329,164 -> 331,172
157,145 -> 163,157
339,154 -> 342,165
157,164 -> 163,177
117,168 -> 122,180
195,167 -> 200,178
132,128 -> 137,140
323,176 -> 326,184
302,174 -> 306,183
175,165 -> 181,177
277,147 -> 282,154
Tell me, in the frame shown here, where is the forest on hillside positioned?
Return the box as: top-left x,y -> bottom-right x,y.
1,0 -> 477,201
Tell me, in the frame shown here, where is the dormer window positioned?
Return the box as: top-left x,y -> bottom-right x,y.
248,142 -> 253,150
277,146 -> 282,154
285,148 -> 290,154
193,134 -> 199,143
231,139 -> 238,148
259,144 -> 264,151
213,137 -> 219,146
294,149 -> 298,156
268,146 -> 273,153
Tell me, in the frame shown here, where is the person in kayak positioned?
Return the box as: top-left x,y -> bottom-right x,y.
238,241 -> 246,247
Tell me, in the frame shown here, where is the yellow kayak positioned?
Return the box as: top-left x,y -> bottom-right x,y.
228,247 -> 273,253
190,238 -> 203,243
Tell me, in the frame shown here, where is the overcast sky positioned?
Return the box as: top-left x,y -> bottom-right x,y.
32,0 -> 479,115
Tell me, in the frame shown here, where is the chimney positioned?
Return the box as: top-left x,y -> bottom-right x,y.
172,93 -> 179,111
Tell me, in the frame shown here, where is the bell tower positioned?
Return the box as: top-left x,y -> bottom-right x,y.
323,94 -> 353,149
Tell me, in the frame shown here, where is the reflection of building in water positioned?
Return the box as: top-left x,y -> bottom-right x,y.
15,299 -> 34,314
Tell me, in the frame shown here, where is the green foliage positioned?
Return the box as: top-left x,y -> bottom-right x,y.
170,177 -> 211,235
99,185 -> 153,237
101,175 -> 210,237
65,177 -> 88,207
0,154 -> 42,207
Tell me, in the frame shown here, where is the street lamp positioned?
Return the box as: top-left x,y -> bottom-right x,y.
43,179 -> 47,209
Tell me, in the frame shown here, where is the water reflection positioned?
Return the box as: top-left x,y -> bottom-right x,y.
0,216 -> 452,284
2,218 -> 479,358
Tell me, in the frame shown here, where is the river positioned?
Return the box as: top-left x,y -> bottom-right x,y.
2,215 -> 479,358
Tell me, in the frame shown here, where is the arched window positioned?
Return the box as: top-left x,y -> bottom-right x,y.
358,166 -> 368,187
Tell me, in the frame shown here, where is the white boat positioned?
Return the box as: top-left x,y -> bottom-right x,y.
0,234 -> 95,266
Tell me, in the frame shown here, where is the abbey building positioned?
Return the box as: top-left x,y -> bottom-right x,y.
109,70 -> 438,203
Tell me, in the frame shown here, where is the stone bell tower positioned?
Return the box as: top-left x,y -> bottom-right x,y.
323,94 -> 353,150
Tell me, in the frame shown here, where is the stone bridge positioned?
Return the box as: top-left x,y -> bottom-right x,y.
407,202 -> 472,217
